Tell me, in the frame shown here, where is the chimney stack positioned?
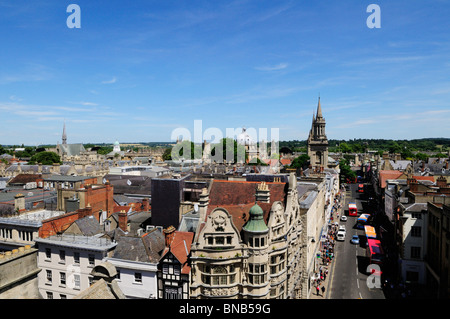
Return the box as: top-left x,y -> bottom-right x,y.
14,193 -> 25,213
256,181 -> 270,203
142,198 -> 150,211
78,204 -> 93,219
407,177 -> 419,192
118,210 -> 128,232
437,176 -> 447,189
163,226 -> 176,247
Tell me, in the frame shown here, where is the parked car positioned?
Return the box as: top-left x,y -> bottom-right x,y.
351,235 -> 360,244
339,225 -> 346,232
340,215 -> 347,222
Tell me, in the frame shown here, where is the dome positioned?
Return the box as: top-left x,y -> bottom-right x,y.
243,203 -> 268,233
114,141 -> 120,145
237,127 -> 254,146
249,203 -> 264,217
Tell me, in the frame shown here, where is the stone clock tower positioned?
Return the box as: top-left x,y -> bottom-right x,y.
307,97 -> 328,171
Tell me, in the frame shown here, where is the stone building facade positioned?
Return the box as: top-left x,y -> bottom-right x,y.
189,173 -> 304,299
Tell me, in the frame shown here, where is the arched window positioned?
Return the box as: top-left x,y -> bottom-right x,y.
316,151 -> 322,165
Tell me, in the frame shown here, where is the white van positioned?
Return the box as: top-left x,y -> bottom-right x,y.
337,230 -> 346,241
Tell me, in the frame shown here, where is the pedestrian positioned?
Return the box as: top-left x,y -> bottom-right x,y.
321,286 -> 325,296
316,285 -> 320,296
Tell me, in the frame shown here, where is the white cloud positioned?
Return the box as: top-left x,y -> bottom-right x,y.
254,63 -> 289,71
101,77 -> 117,84
79,101 -> 98,106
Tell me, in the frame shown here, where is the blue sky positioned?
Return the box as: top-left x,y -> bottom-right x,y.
0,0 -> 449,145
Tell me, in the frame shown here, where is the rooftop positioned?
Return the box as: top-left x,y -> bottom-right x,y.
0,209 -> 65,227
44,175 -> 95,182
34,233 -> 116,251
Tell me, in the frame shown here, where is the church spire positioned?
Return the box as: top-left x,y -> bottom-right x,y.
62,120 -> 67,145
316,96 -> 323,119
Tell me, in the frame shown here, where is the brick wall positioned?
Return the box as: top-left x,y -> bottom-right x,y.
39,211 -> 79,238
82,182 -> 114,220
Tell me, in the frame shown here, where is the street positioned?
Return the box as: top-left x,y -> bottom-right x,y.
328,182 -> 385,299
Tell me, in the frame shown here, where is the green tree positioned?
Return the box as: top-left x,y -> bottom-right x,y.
97,146 -> 113,155
290,154 -> 310,169
171,140 -> 200,161
211,138 -> 247,163
340,142 -> 352,153
162,147 -> 172,161
29,151 -> 61,165
339,158 -> 357,183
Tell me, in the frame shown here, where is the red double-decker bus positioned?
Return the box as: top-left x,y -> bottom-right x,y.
348,203 -> 358,216
358,184 -> 364,193
366,239 -> 384,265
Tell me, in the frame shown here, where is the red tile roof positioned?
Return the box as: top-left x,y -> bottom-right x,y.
379,170 -> 403,188
379,170 -> 435,188
8,174 -> 43,185
206,180 -> 287,231
161,231 -> 194,274
263,159 -> 279,166
414,176 -> 436,183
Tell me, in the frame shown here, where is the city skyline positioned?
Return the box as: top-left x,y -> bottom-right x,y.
1,0 -> 450,145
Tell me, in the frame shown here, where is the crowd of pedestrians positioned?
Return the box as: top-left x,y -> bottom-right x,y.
310,189 -> 345,298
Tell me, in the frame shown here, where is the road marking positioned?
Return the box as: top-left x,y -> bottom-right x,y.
359,292 -> 363,299
357,278 -> 360,288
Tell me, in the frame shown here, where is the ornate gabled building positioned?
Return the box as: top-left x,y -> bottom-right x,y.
307,97 -> 329,172
189,173 -> 304,299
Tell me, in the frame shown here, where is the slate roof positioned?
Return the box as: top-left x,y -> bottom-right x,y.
70,216 -> 104,236
114,194 -> 139,205
59,143 -> 86,157
43,175 -> 94,182
111,228 -> 165,263
104,174 -> 152,195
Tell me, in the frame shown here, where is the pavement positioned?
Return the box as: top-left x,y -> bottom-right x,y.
309,188 -> 346,299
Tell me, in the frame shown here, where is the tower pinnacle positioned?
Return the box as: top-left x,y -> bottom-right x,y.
62,120 -> 67,145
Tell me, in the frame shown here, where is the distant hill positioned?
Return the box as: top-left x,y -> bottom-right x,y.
278,138 -> 450,154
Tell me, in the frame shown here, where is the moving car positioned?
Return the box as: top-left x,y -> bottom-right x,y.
337,230 -> 346,241
340,215 -> 347,222
351,235 -> 360,245
339,225 -> 346,232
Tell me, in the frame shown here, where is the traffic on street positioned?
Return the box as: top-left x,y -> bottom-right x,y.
328,179 -> 385,299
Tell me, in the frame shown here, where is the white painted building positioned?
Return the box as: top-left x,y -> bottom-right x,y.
104,228 -> 165,299
105,257 -> 159,299
399,202 -> 428,284
35,234 -> 116,299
